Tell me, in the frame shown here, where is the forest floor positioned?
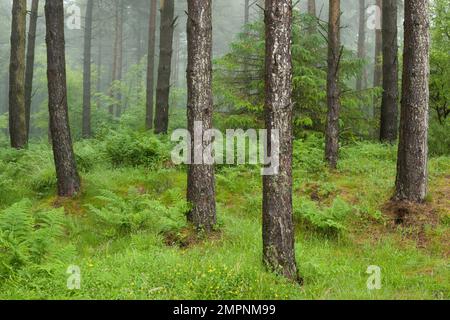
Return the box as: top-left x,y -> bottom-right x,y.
0,135 -> 449,299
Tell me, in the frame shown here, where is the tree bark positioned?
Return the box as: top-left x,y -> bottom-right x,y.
186,0 -> 216,231
373,0 -> 382,88
24,0 -> 39,140
146,0 -> 157,129
9,0 -> 27,149
262,0 -> 298,281
45,0 -> 81,197
82,0 -> 94,138
394,0 -> 430,203
356,0 -> 367,91
324,0 -> 341,169
154,0 -> 175,134
379,0 -> 398,143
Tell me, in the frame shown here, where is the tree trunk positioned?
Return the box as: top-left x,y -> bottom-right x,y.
379,0 -> 398,143
45,0 -> 81,197
82,0 -> 94,138
307,0 -> 316,34
373,0 -> 382,88
394,0 -> 430,203
154,0 -> 175,134
146,0 -> 157,130
25,0 -> 39,140
9,0 -> 27,149
262,0 -> 298,282
186,0 -> 216,231
324,0 -> 341,169
110,0 -> 123,117
245,0 -> 250,24
356,0 -> 367,91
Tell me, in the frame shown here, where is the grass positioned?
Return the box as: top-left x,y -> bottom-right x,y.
0,137 -> 448,300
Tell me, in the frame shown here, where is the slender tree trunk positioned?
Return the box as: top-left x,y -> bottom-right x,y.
146,0 -> 158,130
186,0 -> 216,231
245,0 -> 250,24
356,0 -> 367,91
373,0 -> 382,88
262,0 -> 298,282
154,0 -> 175,134
110,0 -> 123,117
82,0 -> 94,138
394,0 -> 430,203
96,25 -> 103,107
379,0 -> 398,143
324,0 -> 341,169
172,26 -> 180,87
25,0 -> 39,140
9,0 -> 27,149
307,0 -> 316,34
45,0 -> 81,197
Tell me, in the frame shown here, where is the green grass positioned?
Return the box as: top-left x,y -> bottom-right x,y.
0,137 -> 448,300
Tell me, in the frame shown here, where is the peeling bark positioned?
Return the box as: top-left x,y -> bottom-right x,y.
186,0 -> 216,232
262,0 -> 298,281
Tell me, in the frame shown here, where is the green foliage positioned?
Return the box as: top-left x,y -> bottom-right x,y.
87,189 -> 189,238
0,200 -> 74,279
293,196 -> 353,234
104,129 -> 170,168
214,11 -> 379,140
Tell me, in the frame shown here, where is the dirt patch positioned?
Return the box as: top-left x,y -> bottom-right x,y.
163,226 -> 222,249
382,200 -> 440,247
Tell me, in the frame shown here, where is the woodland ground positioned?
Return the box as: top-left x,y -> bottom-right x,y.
0,133 -> 448,300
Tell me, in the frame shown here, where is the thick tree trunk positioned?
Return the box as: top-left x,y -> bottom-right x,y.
186,0 -> 216,231
154,0 -> 175,134
25,0 -> 39,140
82,0 -> 94,138
146,0 -> 158,130
262,0 -> 298,282
45,0 -> 81,197
356,0 -> 367,91
373,0 -> 382,88
394,0 -> 430,203
324,0 -> 341,169
9,0 -> 27,149
379,0 -> 398,143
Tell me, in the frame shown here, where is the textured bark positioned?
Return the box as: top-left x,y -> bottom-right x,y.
82,0 -> 94,138
25,0 -> 39,140
379,0 -> 398,143
186,0 -> 216,231
356,0 -> 367,91
373,0 -> 383,88
154,0 -> 175,134
9,0 -> 27,149
324,0 -> 341,169
394,0 -> 430,203
146,0 -> 158,129
45,0 -> 81,197
262,0 -> 298,281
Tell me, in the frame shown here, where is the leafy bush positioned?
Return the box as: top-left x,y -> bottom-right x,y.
293,134 -> 326,174
104,129 -> 170,168
87,189 -> 189,238
293,196 -> 353,233
0,200 -> 74,278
